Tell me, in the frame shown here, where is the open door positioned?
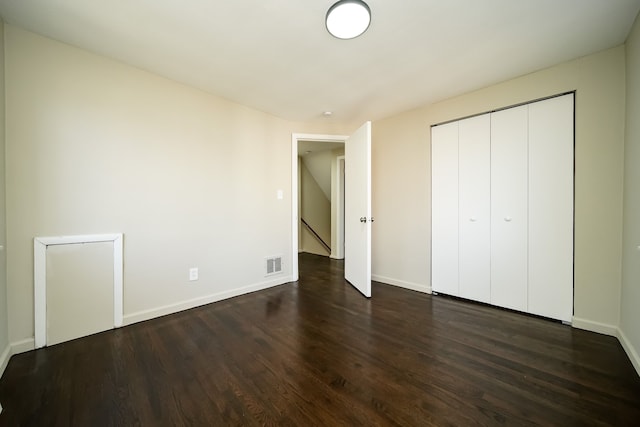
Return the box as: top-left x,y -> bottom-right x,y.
345,121 -> 372,297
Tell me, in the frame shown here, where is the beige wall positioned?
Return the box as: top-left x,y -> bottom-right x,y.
300,160 -> 331,256
4,26 -> 349,345
620,13 -> 640,369
0,19 -> 8,360
330,147 -> 345,259
373,46 -> 627,329
301,150 -> 333,200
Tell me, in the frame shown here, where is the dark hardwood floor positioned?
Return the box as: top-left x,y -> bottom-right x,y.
1,253 -> 639,426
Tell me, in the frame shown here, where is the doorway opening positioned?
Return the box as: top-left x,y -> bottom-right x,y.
291,133 -> 347,281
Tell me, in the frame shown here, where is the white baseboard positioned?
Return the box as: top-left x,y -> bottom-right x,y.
11,338 -> 35,355
1,337 -> 37,382
570,317 -> 640,376
0,344 -> 10,379
372,274 -> 431,294
618,328 -> 640,376
124,275 -> 293,326
571,317 -> 618,336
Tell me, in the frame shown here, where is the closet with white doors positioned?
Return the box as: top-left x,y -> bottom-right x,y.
431,93 -> 574,322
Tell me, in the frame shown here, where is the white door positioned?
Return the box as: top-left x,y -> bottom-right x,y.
528,94 -> 574,322
345,122 -> 372,297
431,121 -> 459,296
490,105 -> 529,311
458,114 -> 491,303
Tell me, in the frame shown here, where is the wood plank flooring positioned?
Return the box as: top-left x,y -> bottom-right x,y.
1,253 -> 639,426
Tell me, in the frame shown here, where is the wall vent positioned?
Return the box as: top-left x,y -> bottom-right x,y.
265,256 -> 283,276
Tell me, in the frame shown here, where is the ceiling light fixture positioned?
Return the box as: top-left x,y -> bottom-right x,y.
326,0 -> 371,40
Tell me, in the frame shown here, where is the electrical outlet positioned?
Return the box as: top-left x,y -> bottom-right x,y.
189,267 -> 199,281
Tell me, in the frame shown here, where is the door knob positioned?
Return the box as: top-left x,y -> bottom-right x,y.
360,217 -> 367,223
469,217 -> 477,222
504,216 -> 512,222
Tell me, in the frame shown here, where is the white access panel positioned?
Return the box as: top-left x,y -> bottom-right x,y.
458,114 -> 491,303
46,241 -> 114,346
431,121 -> 459,296
528,94 -> 574,322
490,105 -> 529,311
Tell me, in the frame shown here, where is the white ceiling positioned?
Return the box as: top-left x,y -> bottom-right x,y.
1,0 -> 639,128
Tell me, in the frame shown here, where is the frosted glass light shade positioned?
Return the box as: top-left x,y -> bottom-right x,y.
326,0 -> 371,40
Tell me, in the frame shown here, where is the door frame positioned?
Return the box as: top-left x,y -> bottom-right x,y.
333,155 -> 346,260
291,133 -> 347,281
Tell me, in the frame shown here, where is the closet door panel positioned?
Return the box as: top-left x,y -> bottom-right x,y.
490,106 -> 529,311
528,94 -> 574,322
431,122 -> 459,296
458,114 -> 491,303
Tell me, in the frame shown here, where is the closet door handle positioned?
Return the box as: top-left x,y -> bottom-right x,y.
504,216 -> 512,222
469,217 -> 477,222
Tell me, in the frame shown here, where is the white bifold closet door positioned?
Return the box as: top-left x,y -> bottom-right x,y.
431,121 -> 459,297
490,105 -> 529,312
528,95 -> 574,321
431,94 -> 573,322
458,115 -> 491,303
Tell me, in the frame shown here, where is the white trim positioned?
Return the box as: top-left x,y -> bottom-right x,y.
0,344 -> 10,379
571,317 -> 618,336
618,328 -> 640,376
34,233 -> 124,348
124,275 -> 292,326
113,235 -> 124,328
332,155 -> 346,260
292,135 -> 298,281
291,133 -> 348,282
372,274 -> 431,294
10,338 -> 35,354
